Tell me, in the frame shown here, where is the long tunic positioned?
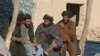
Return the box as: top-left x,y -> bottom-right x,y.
10,23 -> 34,56
57,20 -> 77,56
10,24 -> 27,56
20,23 -> 35,56
35,23 -> 63,56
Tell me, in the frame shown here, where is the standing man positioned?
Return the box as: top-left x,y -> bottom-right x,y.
35,14 -> 63,56
57,11 -> 77,56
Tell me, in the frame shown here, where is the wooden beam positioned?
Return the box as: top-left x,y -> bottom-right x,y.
79,0 -> 93,56
5,0 -> 20,49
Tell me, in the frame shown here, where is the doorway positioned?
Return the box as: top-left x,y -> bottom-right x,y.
67,3 -> 83,26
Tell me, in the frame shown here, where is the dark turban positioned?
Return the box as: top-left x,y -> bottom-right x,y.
61,11 -> 73,18
17,11 -> 24,20
23,14 -> 31,20
43,14 -> 53,22
17,11 -> 24,22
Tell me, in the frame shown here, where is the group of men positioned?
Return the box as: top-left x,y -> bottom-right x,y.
10,11 -> 78,56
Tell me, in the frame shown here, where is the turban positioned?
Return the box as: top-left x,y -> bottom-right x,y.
43,14 -> 53,22
61,11 -> 73,18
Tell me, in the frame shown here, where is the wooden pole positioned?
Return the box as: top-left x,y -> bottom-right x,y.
5,0 -> 20,49
31,0 -> 36,41
32,0 -> 36,30
79,0 -> 93,56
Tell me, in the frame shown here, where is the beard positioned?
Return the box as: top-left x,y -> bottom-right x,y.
62,20 -> 69,25
25,23 -> 30,28
43,23 -> 52,28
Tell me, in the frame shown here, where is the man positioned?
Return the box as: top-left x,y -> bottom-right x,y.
10,15 -> 27,56
57,11 -> 77,56
20,14 -> 36,56
10,14 -> 35,56
35,14 -> 63,56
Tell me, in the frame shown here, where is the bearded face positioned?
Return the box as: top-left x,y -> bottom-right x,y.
43,19 -> 52,28
24,19 -> 31,27
63,16 -> 69,24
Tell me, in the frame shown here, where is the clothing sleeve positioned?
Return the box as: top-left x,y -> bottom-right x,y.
20,24 -> 29,43
51,25 -> 63,47
69,22 -> 78,52
35,25 -> 40,36
12,26 -> 19,41
69,22 -> 77,42
28,24 -> 34,42
35,24 -> 43,40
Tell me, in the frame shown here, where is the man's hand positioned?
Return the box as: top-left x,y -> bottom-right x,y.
44,40 -> 57,55
59,22 -> 66,29
28,41 -> 37,47
16,38 -> 23,42
50,40 -> 57,48
46,40 -> 57,52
